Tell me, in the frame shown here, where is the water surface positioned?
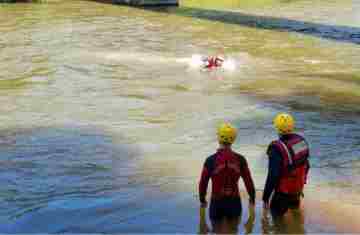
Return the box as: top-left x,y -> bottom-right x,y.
0,0 -> 360,233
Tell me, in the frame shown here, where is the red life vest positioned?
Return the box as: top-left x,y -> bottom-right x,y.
205,57 -> 216,69
272,134 -> 309,194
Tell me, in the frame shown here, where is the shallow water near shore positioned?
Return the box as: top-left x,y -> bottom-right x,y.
0,0 -> 360,233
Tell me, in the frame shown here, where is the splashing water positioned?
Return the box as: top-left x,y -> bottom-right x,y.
222,58 -> 237,71
188,54 -> 204,68
180,54 -> 237,71
174,54 -> 204,68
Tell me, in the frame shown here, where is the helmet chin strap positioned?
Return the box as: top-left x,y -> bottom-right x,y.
279,131 -> 293,136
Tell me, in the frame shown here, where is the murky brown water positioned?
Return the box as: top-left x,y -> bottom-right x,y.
0,0 -> 360,233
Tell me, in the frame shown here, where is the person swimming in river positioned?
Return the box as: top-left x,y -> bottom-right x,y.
202,55 -> 225,70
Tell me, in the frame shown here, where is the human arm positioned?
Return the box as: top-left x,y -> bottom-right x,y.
262,145 -> 282,205
304,158 -> 310,184
241,159 -> 256,205
199,160 -> 211,207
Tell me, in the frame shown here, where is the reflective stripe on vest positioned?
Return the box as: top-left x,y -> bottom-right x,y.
275,134 -> 309,194
277,136 -> 309,169
278,140 -> 293,166
292,140 -> 308,158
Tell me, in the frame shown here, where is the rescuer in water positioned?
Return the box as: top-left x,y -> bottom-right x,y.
199,123 -> 256,233
263,113 -> 310,217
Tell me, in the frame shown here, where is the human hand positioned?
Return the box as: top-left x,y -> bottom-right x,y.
199,220 -> 210,234
248,202 -> 255,216
248,200 -> 255,209
245,205 -> 256,234
199,206 -> 209,235
263,201 -> 269,210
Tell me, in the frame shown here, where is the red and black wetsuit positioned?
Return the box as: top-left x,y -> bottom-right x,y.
204,57 -> 223,69
263,133 -> 310,217
199,148 -> 255,221
204,57 -> 216,69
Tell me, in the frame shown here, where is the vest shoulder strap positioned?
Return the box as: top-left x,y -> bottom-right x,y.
278,140 -> 293,165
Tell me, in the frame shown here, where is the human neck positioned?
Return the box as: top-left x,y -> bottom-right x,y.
219,144 -> 232,150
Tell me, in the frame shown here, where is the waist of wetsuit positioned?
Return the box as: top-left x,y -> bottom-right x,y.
210,195 -> 241,202
275,191 -> 302,198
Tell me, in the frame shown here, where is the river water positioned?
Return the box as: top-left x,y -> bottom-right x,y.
0,0 -> 360,233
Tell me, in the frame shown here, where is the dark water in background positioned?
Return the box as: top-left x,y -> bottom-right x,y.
0,0 -> 360,233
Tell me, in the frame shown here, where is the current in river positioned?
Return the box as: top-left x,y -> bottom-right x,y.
0,0 -> 360,233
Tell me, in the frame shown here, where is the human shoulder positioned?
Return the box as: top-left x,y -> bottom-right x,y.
293,133 -> 309,145
204,153 -> 217,167
267,139 -> 281,153
232,151 -> 248,166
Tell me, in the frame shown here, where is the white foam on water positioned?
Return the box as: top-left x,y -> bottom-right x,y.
101,52 -> 174,64
99,52 -> 241,75
222,58 -> 237,71
187,54 -> 205,68
179,54 -> 239,72
304,59 -> 322,64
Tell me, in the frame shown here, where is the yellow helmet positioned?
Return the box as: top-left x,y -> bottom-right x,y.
273,113 -> 295,134
217,123 -> 237,145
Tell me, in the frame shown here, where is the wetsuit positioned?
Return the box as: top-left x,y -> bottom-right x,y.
263,134 -> 310,217
199,148 -> 255,221
203,57 -> 223,69
204,57 -> 216,69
